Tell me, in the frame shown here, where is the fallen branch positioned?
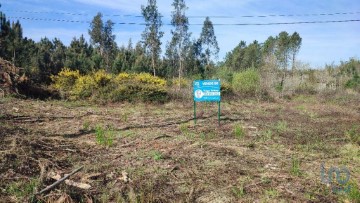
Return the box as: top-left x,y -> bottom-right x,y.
154,134 -> 172,140
50,174 -> 91,190
121,141 -> 136,148
35,166 -> 84,195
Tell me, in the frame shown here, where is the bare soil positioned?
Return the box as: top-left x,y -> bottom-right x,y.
0,96 -> 359,202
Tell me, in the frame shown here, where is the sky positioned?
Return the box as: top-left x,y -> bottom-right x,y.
1,0 -> 359,68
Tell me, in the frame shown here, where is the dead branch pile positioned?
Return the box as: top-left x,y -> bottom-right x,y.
0,57 -> 59,99
0,58 -> 26,96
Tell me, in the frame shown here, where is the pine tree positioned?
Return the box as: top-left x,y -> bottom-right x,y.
198,17 -> 219,74
290,32 -> 302,72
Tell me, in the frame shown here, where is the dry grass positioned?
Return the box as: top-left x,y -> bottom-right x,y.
0,95 -> 359,202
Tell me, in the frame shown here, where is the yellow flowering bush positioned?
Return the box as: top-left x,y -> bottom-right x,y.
114,73 -> 131,82
133,73 -> 166,87
110,73 -> 167,102
51,68 -> 80,91
93,69 -> 112,87
72,75 -> 96,99
51,69 -> 168,102
221,81 -> 233,96
172,78 -> 191,88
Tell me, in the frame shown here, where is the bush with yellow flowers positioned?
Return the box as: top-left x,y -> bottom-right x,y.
109,72 -> 167,102
171,78 -> 191,89
51,69 -> 168,103
51,68 -> 80,93
93,69 -> 112,87
72,75 -> 97,99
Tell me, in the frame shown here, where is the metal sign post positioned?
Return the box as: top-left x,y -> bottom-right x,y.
193,80 -> 221,125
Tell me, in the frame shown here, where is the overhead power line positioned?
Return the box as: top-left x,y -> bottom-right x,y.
7,16 -> 360,26
2,9 -> 360,19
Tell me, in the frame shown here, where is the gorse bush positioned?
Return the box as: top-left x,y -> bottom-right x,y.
94,69 -> 112,87
72,75 -> 96,99
51,68 -> 80,92
232,69 -> 260,96
52,68 -> 168,103
171,78 -> 191,88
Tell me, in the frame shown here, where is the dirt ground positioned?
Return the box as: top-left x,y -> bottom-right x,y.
0,95 -> 359,203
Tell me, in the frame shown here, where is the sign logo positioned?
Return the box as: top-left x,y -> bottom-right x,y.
195,89 -> 204,99
320,163 -> 351,193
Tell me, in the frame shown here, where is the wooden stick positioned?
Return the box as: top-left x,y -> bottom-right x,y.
35,166 -> 84,195
154,134 -> 172,140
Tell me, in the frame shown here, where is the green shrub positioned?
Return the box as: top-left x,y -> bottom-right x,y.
345,74 -> 360,92
221,81 -> 234,96
232,69 -> 260,96
216,66 -> 233,83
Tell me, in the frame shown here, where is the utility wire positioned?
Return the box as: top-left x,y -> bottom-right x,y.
2,9 -> 360,18
7,16 -> 360,26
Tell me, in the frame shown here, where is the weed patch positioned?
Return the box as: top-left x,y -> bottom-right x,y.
6,179 -> 39,201
274,120 -> 288,133
290,156 -> 302,176
234,124 -> 245,139
152,151 -> 163,161
95,125 -> 116,147
345,125 -> 360,145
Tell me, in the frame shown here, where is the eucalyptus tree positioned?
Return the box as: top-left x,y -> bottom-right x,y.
88,13 -> 116,71
103,20 -> 116,71
169,0 -> 191,83
141,0 -> 164,76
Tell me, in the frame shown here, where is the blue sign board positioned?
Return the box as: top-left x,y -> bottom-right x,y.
193,80 -> 221,102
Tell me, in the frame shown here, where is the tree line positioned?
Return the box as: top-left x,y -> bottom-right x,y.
223,32 -> 302,72
0,0 -> 221,84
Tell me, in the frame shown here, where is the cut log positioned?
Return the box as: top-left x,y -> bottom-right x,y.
35,166 -> 84,195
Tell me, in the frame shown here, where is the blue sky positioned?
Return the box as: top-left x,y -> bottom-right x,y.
1,0 -> 359,68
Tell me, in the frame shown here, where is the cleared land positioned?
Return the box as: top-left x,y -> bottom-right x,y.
0,95 -> 359,202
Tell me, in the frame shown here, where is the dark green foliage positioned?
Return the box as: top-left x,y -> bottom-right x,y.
224,40 -> 262,71
65,35 -> 94,74
341,58 -> 360,91
224,31 -> 301,73
197,17 -> 219,76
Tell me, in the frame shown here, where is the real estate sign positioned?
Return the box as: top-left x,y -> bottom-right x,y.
193,80 -> 221,125
193,80 -> 221,102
